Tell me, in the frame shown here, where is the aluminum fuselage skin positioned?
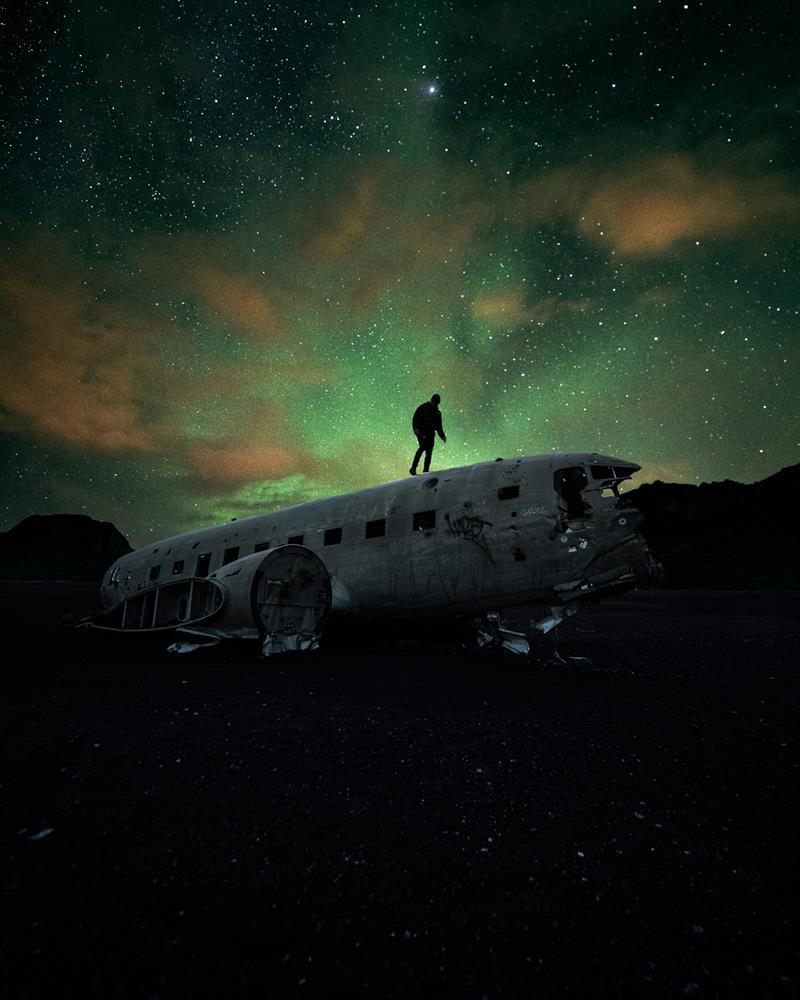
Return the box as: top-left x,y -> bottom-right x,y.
100,452 -> 646,619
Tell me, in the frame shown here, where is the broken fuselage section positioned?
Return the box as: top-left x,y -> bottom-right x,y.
92,452 -> 654,655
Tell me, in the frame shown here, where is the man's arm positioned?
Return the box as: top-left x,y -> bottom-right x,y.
436,411 -> 446,441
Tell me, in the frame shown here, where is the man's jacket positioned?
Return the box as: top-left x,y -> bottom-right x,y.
412,402 -> 445,439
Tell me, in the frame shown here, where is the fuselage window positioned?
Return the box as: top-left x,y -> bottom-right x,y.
223,546 -> 240,565
254,541 -> 270,552
324,527 -> 342,546
365,518 -> 385,539
195,553 -> 211,577
149,565 -> 161,581
172,560 -> 184,575
288,534 -> 304,545
413,510 -> 436,532
497,484 -> 520,501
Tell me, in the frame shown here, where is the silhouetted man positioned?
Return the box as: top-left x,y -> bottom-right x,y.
410,393 -> 446,475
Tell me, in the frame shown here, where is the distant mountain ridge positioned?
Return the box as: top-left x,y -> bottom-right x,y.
625,463 -> 799,588
0,514 -> 132,582
1,464 -> 797,587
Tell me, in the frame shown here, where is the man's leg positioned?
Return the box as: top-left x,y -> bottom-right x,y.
410,433 -> 425,474
422,435 -> 434,473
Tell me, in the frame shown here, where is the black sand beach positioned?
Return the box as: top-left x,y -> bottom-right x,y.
2,583 -> 797,997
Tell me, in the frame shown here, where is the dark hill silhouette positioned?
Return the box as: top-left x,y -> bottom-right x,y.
624,463 -> 799,588
0,514 -> 132,582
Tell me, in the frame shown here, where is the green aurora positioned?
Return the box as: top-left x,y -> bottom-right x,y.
1,0 -> 797,545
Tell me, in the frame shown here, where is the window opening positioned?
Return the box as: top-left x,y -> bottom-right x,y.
498,484 -> 519,501
254,541 -> 270,552
413,510 -> 436,532
149,565 -> 161,581
288,534 -> 304,545
324,527 -> 342,546
554,467 -> 589,519
195,553 -> 211,577
222,546 -> 240,565
365,518 -> 385,539
172,560 -> 184,575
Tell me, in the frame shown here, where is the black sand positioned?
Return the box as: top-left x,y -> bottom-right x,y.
1,584 -> 797,998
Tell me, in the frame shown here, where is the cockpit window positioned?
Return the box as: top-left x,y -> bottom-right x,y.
590,463 -> 636,482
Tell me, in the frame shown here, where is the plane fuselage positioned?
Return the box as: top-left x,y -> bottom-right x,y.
101,452 -> 650,624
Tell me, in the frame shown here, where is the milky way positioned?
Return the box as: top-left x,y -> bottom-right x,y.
1,1 -> 797,544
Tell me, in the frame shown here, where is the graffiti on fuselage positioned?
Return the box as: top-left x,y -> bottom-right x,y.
444,513 -> 494,563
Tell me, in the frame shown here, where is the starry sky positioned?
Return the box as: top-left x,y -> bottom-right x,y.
1,0 -> 797,545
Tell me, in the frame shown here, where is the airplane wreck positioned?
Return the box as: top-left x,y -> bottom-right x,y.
86,452 -> 656,656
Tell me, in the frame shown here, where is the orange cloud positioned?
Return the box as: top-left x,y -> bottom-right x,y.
182,400 -> 321,492
312,170 -> 382,258
298,161 -> 495,325
0,245 -> 168,452
472,290 -> 589,327
187,442 -> 316,491
0,230 -> 347,472
638,285 -> 681,307
190,264 -> 283,339
135,232 -> 288,340
520,151 -> 800,257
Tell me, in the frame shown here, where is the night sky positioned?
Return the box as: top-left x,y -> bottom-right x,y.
1,1 -> 797,546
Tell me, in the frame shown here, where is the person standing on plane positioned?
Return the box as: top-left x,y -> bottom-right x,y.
410,393 -> 446,475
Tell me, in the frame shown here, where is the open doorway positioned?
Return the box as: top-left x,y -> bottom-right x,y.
554,466 -> 590,520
